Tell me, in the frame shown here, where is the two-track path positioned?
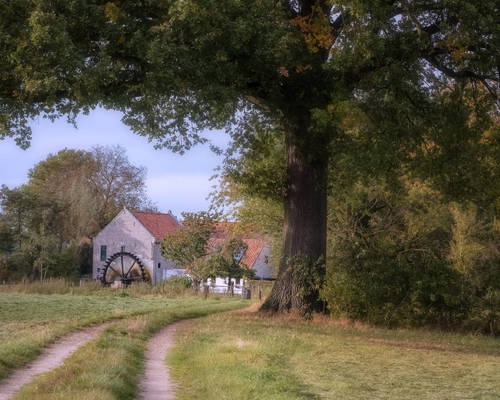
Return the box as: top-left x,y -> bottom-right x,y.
0,323 -> 111,400
139,320 -> 187,400
0,319 -> 189,400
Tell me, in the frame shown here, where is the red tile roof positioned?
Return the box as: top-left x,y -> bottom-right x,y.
209,223 -> 266,269
131,210 -> 180,242
240,238 -> 266,268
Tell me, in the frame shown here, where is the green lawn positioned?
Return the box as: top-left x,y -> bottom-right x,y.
169,309 -> 500,400
0,291 -> 245,381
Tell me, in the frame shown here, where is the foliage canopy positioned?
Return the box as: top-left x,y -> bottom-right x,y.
161,212 -> 254,285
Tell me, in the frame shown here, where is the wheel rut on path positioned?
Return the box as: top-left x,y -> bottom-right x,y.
0,322 -> 111,400
139,320 -> 187,400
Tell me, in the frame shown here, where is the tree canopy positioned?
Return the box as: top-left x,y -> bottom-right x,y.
160,212 -> 216,285
160,212 -> 253,286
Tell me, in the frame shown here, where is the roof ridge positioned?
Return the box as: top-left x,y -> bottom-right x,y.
131,209 -> 174,216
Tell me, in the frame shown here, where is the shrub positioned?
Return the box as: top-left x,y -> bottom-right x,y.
322,181 -> 500,333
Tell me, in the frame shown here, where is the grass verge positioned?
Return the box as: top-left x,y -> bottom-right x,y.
0,292 -> 239,381
13,298 -> 247,400
169,309 -> 500,400
0,277 -> 199,297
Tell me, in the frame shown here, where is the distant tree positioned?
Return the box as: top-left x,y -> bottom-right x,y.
206,238 -> 255,285
1,0 -> 498,313
26,146 -> 154,238
27,149 -> 96,245
89,145 -> 156,227
161,213 -> 254,290
0,185 -> 33,250
0,215 -> 14,254
210,126 -> 285,275
160,212 -> 216,288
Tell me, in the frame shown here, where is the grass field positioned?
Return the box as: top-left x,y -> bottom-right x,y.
169,309 -> 500,400
0,291 -> 245,382
13,298 -> 247,400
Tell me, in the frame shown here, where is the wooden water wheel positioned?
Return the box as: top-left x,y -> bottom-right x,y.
101,251 -> 149,286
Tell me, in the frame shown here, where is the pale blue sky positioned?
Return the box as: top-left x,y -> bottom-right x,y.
0,108 -> 230,217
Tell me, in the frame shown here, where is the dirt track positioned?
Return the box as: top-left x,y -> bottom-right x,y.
0,323 -> 111,400
139,320 -> 186,400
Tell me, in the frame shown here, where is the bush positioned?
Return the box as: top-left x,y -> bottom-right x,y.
322,234 -> 464,327
322,181 -> 500,333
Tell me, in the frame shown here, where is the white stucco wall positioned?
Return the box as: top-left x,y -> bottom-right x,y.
152,243 -> 182,283
92,209 -> 155,281
93,209 -> 186,284
252,245 -> 274,279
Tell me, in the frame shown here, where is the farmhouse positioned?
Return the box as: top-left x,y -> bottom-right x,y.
92,208 -> 273,285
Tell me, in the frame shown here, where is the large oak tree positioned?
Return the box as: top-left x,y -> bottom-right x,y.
1,0 -> 499,313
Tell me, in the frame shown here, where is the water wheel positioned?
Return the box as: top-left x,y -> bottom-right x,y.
101,251 -> 149,286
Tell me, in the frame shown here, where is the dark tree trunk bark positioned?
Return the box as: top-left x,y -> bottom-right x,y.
261,126 -> 328,316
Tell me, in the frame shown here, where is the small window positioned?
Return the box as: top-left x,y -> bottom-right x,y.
233,247 -> 246,263
158,263 -> 161,269
100,245 -> 107,261
264,256 -> 269,264
121,245 -> 125,252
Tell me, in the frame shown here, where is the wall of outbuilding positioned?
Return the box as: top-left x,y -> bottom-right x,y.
252,245 -> 274,279
92,209 -> 155,281
152,242 -> 183,283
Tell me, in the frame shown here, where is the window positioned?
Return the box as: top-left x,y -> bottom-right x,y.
121,245 -> 125,252
264,256 -> 269,264
100,245 -> 107,261
158,263 -> 161,269
233,246 -> 246,263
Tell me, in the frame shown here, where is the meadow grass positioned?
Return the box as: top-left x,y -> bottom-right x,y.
0,278 -> 103,295
0,278 -> 275,300
13,299 -> 247,400
0,278 -> 197,297
169,308 -> 500,400
0,291 -> 240,381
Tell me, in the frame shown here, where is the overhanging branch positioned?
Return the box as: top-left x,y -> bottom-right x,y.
425,55 -> 500,83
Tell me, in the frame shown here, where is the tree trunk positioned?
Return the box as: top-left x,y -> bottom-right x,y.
261,127 -> 328,316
